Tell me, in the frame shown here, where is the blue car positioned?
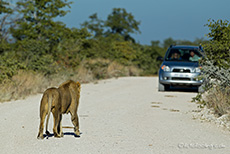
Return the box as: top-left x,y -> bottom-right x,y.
158,45 -> 204,93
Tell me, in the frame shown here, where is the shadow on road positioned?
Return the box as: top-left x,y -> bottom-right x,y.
166,86 -> 198,93
43,132 -> 81,139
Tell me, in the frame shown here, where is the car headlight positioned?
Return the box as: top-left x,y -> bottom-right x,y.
161,65 -> 170,72
194,67 -> 201,73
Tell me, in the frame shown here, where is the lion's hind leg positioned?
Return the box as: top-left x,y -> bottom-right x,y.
37,113 -> 46,139
37,104 -> 48,139
70,111 -> 80,137
37,93 -> 50,139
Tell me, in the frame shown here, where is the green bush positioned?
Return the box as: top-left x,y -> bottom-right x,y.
109,41 -> 137,65
26,54 -> 59,75
203,19 -> 230,69
0,51 -> 26,83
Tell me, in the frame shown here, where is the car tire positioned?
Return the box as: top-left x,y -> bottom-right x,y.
198,85 -> 205,93
158,82 -> 169,92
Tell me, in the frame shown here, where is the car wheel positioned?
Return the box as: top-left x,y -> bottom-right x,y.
198,85 -> 205,93
158,82 -> 169,92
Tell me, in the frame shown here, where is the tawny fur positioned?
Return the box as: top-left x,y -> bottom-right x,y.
37,80 -> 81,139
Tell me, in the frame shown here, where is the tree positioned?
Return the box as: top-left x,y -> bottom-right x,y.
81,13 -> 104,38
203,19 -> 230,68
0,0 -> 13,41
82,8 -> 141,42
0,0 -> 13,14
163,37 -> 176,48
11,0 -> 72,52
105,8 -> 140,42
0,0 -> 15,53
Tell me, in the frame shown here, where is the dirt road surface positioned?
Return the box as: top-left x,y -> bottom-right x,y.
0,77 -> 229,154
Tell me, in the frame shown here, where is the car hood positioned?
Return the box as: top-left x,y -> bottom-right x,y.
162,61 -> 199,68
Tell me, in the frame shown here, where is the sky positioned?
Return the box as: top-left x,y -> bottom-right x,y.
58,0 -> 230,45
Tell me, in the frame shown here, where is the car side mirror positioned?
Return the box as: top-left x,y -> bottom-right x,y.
157,56 -> 163,61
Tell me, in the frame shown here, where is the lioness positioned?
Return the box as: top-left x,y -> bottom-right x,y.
37,80 -> 81,139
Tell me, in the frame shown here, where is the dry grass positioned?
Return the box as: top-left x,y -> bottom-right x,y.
87,58 -> 110,64
0,70 -> 48,102
75,64 -> 94,83
128,65 -> 140,76
204,87 -> 230,116
107,61 -> 128,77
107,61 -> 140,77
0,59 -> 142,102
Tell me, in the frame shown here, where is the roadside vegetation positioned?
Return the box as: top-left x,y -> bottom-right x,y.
194,19 -> 230,117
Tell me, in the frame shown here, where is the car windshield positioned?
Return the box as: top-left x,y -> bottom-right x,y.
165,48 -> 203,62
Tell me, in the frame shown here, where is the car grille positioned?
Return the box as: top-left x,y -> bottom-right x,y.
172,77 -> 191,81
172,68 -> 191,73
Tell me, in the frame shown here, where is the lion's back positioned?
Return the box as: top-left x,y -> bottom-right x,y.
58,80 -> 81,113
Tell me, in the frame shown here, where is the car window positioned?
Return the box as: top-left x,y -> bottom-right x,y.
165,48 -> 202,62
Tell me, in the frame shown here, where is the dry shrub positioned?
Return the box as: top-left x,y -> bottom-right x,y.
0,59 -> 141,102
73,64 -> 94,83
87,58 -> 110,65
86,59 -> 109,79
107,61 -> 140,77
107,61 -> 128,77
128,65 -> 140,76
0,70 -> 48,102
0,68 -> 95,102
204,87 -> 230,116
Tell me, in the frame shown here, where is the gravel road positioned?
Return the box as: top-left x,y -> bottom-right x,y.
0,77 -> 229,154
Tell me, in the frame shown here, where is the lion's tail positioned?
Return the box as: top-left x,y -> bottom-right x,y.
45,94 -> 52,136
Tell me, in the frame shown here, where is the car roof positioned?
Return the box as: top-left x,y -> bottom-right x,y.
170,45 -> 199,49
